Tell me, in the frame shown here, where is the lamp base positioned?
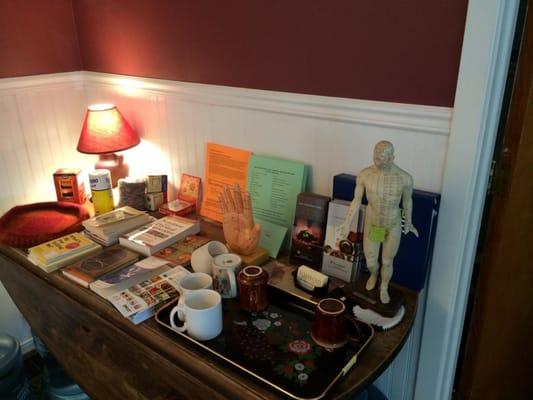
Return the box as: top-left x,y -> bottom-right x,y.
95,153 -> 128,187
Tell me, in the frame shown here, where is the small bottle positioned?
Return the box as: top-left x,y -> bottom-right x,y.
237,266 -> 268,313
89,169 -> 114,215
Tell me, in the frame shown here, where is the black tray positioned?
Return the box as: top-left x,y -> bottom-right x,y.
155,294 -> 373,400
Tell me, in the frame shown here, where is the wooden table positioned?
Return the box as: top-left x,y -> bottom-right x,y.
0,223 -> 417,400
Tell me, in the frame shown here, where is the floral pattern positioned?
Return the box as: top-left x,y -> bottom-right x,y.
288,340 -> 312,354
252,318 -> 271,331
298,373 -> 308,382
231,306 -> 323,386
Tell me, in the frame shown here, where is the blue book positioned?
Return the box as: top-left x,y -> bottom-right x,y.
332,174 -> 440,291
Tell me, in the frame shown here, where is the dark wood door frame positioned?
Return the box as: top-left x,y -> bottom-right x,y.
456,2 -> 533,399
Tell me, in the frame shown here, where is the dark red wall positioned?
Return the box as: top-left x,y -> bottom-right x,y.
0,1 -> 468,107
73,0 -> 467,107
0,0 -> 81,78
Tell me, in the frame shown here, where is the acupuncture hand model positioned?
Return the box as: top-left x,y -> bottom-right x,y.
219,184 -> 261,256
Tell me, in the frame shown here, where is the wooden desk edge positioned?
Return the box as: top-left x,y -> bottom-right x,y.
0,243 -> 418,400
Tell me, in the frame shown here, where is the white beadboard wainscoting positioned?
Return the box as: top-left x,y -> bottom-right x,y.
0,72 -> 452,400
82,72 -> 450,198
0,74 -> 92,354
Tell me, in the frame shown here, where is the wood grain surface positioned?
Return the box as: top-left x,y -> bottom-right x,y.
0,220 -> 417,400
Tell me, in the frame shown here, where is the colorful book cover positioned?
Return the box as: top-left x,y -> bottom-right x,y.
178,173 -> 201,204
109,266 -> 189,321
62,245 -> 140,287
289,192 -> 331,268
121,216 -> 199,248
28,232 -> 99,264
30,245 -> 102,273
153,235 -> 211,265
90,258 -> 175,300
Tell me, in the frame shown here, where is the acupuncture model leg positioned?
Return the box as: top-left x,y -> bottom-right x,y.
363,222 -> 380,291
380,223 -> 402,304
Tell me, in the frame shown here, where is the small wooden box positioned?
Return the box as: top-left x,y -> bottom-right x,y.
146,192 -> 165,211
53,168 -> 86,204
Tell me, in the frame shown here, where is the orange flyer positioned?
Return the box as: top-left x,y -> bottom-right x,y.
200,143 -> 252,223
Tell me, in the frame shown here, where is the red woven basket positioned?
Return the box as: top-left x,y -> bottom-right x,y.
0,202 -> 90,248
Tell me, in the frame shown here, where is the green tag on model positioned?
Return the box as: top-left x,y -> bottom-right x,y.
369,225 -> 386,242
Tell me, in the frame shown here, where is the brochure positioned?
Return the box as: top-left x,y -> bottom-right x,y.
200,142 -> 252,222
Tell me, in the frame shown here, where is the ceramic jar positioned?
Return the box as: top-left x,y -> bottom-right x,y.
311,298 -> 361,350
237,265 -> 269,313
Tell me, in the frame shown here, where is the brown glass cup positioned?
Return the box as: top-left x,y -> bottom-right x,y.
311,298 -> 360,350
237,265 -> 269,313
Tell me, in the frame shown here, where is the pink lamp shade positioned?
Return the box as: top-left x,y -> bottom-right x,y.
77,104 -> 140,154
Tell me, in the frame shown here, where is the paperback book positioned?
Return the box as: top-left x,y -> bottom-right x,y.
90,256 -> 174,299
61,245 -> 140,288
107,265 -> 190,324
27,232 -> 101,273
119,216 -> 200,256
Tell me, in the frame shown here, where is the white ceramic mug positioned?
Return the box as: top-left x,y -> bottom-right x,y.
190,241 -> 229,275
178,272 -> 213,298
212,253 -> 241,299
170,289 -> 222,341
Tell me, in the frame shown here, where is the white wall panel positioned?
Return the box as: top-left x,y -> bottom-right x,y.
0,74 -> 89,350
0,76 -> 91,213
83,73 -> 450,199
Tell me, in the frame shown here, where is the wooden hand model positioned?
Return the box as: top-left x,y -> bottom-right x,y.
219,184 -> 261,256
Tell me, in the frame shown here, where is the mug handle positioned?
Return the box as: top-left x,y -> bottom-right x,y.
170,301 -> 187,333
225,269 -> 237,298
344,314 -> 363,348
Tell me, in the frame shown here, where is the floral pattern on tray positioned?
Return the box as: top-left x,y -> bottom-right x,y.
156,297 -> 374,400
229,309 -> 323,385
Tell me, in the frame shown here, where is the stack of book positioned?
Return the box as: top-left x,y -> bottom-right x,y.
27,233 -> 101,272
119,215 -> 201,256
82,206 -> 154,246
62,245 -> 140,288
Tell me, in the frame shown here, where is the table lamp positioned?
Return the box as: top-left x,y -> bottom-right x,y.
77,104 -> 140,187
